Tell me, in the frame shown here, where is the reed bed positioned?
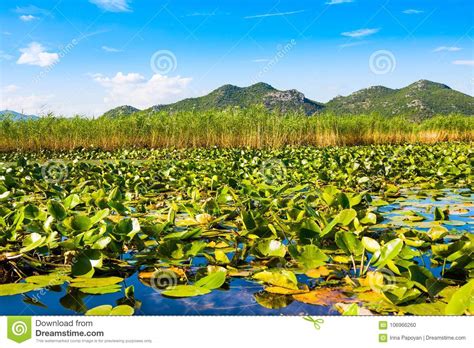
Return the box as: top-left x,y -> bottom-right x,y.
0,108 -> 472,151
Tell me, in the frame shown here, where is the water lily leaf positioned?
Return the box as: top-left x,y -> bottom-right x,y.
0,283 -> 41,296
20,233 -> 46,253
372,199 -> 389,207
293,287 -> 355,306
373,238 -> 403,269
254,239 -> 286,258
337,209 -> 357,226
335,303 -> 373,316
214,250 -> 230,264
253,270 -> 298,290
164,228 -> 202,240
71,250 -> 103,277
110,305 -> 134,316
306,266 -> 331,279
25,274 -> 71,287
70,276 -> 123,288
335,231 -> 363,256
362,237 -> 380,253
85,305 -> 112,316
69,215 -> 93,231
399,302 -> 446,315
79,285 -> 122,295
194,271 -> 226,290
162,285 -> 211,297
445,280 -> 474,315
90,209 -> 110,225
288,244 -> 328,269
48,201 -> 67,221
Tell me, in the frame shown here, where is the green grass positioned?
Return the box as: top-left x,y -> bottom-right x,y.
0,108 -> 472,151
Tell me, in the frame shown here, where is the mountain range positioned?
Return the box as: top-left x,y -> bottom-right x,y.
102,80 -> 473,119
0,110 -> 39,121
2,80 -> 473,120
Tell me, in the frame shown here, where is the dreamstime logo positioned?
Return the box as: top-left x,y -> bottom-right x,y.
369,50 -> 396,75
7,317 -> 32,343
150,50 -> 177,75
41,160 -> 69,183
150,269 -> 178,291
260,158 -> 287,184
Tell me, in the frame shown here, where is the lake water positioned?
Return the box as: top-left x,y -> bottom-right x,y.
0,188 -> 472,316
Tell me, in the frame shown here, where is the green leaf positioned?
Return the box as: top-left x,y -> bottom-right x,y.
80,285 -> 122,295
288,244 -> 328,269
48,201 -> 67,220
70,215 -> 93,231
71,250 -> 103,277
373,238 -> 403,269
0,283 -> 41,296
25,274 -> 71,287
162,285 -> 211,297
253,270 -> 298,290
337,209 -> 357,226
20,233 -> 46,253
70,276 -> 123,288
445,280 -> 474,315
254,239 -> 286,258
110,305 -> 134,316
335,231 -> 363,256
362,237 -> 380,253
85,305 -> 113,316
195,271 -> 227,290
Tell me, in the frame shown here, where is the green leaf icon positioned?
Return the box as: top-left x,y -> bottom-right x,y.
8,316 -> 32,343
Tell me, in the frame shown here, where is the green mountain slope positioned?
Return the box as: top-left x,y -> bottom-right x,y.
101,105 -> 140,118
100,80 -> 473,118
325,80 -> 474,118
148,82 -> 324,115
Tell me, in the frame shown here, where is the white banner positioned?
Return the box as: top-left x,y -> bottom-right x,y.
0,316 -> 472,348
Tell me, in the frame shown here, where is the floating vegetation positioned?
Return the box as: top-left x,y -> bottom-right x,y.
0,143 -> 472,315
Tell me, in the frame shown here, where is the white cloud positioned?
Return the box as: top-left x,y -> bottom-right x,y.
341,28 -> 379,38
433,46 -> 462,52
403,9 -> 424,15
3,84 -> 20,93
326,0 -> 353,5
0,50 -> 13,60
89,0 -> 131,12
102,45 -> 122,52
17,42 -> 59,67
452,60 -> 474,66
14,5 -> 52,17
19,15 -> 38,21
93,72 -> 192,108
245,10 -> 305,19
0,94 -> 53,115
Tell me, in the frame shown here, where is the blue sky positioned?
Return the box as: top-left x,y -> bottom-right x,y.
0,0 -> 473,116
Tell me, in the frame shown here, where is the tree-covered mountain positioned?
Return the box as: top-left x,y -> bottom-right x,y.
101,105 -> 140,118
0,110 -> 39,121
147,82 -> 324,115
325,80 -> 474,118
96,79 -> 473,118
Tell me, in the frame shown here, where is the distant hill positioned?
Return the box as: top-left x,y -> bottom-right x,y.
101,105 -> 140,118
98,80 -> 474,118
325,80 -> 474,118
147,82 -> 324,115
0,110 -> 39,121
